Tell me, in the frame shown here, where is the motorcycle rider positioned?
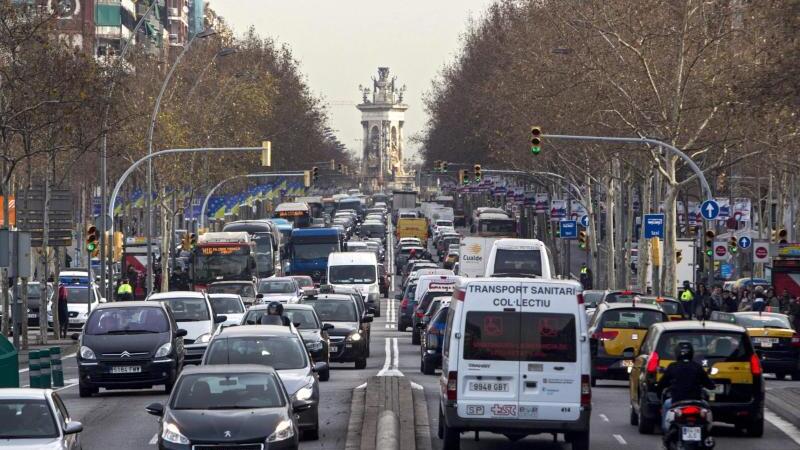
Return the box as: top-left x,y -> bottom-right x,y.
261,301 -> 292,326
657,342 -> 716,442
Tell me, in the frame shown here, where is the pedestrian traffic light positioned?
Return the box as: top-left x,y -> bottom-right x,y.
728,236 -> 738,254
86,225 -> 98,254
676,248 -> 683,263
779,229 -> 788,244
441,161 -> 448,173
578,230 -> 587,250
474,164 -> 482,181
704,230 -> 715,257
312,166 -> 319,184
530,126 -> 542,155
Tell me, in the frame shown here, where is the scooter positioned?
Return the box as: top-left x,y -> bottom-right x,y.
663,397 -> 715,450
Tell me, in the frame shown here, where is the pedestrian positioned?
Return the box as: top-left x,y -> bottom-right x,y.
751,286 -> 767,313
695,285 -> 717,320
57,283 -> 69,339
780,289 -> 792,314
679,280 -> 696,319
117,278 -> 133,301
722,290 -> 737,313
789,297 -> 800,331
766,288 -> 779,311
579,263 -> 593,289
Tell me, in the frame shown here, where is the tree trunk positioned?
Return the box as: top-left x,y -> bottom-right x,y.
584,175 -> 600,288
42,153 -> 53,342
160,188 -> 171,293
638,175 -> 652,292
604,164 -> 617,289
624,180 -> 635,289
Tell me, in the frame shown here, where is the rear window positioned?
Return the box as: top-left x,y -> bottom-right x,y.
656,331 -> 751,362
598,309 -> 665,330
492,249 -> 541,277
657,301 -> 683,316
463,312 -> 576,362
604,292 -> 642,303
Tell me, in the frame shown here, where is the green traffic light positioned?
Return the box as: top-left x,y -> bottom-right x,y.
87,242 -> 96,252
706,249 -> 713,257
531,145 -> 541,155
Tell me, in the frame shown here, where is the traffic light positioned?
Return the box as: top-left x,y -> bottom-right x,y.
728,236 -> 738,254
704,230 -> 715,257
676,248 -> 683,263
338,163 -> 344,173
433,160 -> 441,172
441,161 -> 448,173
312,166 -> 319,184
189,233 -> 197,249
530,126 -> 542,155
474,164 -> 482,181
86,225 -> 98,254
779,229 -> 788,244
578,230 -> 587,250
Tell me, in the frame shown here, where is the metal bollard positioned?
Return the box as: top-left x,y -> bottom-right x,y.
39,349 -> 51,389
50,347 -> 64,388
29,350 -> 40,389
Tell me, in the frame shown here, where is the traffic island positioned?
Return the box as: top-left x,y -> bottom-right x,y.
346,376 -> 432,450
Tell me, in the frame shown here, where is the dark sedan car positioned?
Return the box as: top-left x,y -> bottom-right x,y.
75,302 -> 186,397
146,364 -> 301,450
301,294 -> 372,369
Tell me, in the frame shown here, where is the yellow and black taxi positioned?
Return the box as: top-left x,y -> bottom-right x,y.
629,321 -> 764,437
588,301 -> 668,386
711,311 -> 800,380
639,296 -> 687,321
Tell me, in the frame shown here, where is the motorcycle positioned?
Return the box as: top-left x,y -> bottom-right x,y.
663,396 -> 715,450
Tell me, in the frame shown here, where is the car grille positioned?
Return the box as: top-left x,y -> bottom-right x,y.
192,445 -> 263,450
101,352 -> 150,359
329,336 -> 346,343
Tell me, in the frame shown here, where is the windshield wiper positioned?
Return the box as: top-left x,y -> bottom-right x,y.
99,329 -> 159,334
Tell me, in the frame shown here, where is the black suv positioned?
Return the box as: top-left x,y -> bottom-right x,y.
75,301 -> 186,397
301,294 -> 372,369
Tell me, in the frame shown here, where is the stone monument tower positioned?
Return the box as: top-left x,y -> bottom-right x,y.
357,67 -> 408,188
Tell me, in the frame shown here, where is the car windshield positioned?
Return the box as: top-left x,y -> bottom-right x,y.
284,309 -> 320,329
293,242 -> 340,260
582,291 -> 605,308
598,309 -> 664,329
172,373 -> 284,410
65,286 -> 95,304
656,301 -> 682,316
0,399 -> 58,439
159,298 -> 210,322
258,280 -> 296,294
735,314 -> 792,329
209,296 -> 244,314
208,284 -> 255,298
293,277 -> 314,288
206,336 -> 308,370
656,331 -> 750,362
329,265 -> 376,284
86,307 -> 169,334
304,300 -> 358,322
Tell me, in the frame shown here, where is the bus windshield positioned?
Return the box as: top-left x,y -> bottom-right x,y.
478,219 -> 517,236
193,246 -> 252,284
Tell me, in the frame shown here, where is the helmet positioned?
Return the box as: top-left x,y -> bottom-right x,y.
754,286 -> 765,294
676,342 -> 694,363
267,301 -> 284,316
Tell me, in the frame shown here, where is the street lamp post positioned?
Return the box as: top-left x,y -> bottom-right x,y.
145,28 -> 217,296
186,48 -> 238,99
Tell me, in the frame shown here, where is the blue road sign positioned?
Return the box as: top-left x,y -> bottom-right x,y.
738,236 -> 752,249
643,213 -> 665,239
560,220 -> 578,239
700,200 -> 720,220
580,215 -> 590,228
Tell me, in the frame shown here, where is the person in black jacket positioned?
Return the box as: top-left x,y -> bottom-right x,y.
657,342 -> 715,435
261,301 -> 291,326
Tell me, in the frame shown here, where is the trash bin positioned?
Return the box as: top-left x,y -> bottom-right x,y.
0,335 -> 19,388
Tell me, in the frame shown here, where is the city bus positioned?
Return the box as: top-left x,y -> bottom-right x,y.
190,232 -> 256,291
474,212 -> 518,237
222,220 -> 281,278
296,196 -> 323,219
274,202 -> 311,228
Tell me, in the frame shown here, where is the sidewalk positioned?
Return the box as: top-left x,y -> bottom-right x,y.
767,386 -> 800,428
14,331 -> 78,368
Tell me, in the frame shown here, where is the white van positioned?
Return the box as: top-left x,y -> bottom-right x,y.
484,238 -> 553,279
438,278 -> 590,450
327,252 -> 381,316
411,274 -> 461,345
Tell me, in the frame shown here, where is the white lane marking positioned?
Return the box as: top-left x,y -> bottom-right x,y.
149,433 -> 158,445
599,413 -> 609,422
377,338 -> 392,376
410,381 -> 423,390
356,382 -> 367,390
377,337 -> 403,377
392,337 -> 399,370
612,434 -> 627,445
765,409 -> 800,446
19,352 -> 76,373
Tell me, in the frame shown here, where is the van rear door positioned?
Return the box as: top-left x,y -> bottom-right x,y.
517,282 -> 582,421
457,280 -> 522,419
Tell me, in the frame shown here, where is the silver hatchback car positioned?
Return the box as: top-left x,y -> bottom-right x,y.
0,388 -> 83,449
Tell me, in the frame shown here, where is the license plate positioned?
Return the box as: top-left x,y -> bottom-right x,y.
110,366 -> 141,374
68,318 -> 82,323
681,426 -> 702,441
621,360 -> 634,368
330,345 -> 339,353
27,313 -> 37,319
469,382 -> 509,392
713,384 -> 725,394
755,337 -> 778,348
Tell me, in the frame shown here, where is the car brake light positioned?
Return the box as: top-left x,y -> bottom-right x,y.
592,331 -> 619,341
416,310 -> 424,318
453,289 -> 466,301
577,293 -> 584,305
581,375 -> 591,406
400,298 -> 408,308
792,334 -> 800,347
750,353 -> 762,376
646,351 -> 660,374
447,371 -> 458,401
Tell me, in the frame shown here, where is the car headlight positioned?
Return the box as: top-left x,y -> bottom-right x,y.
305,341 -> 323,352
195,333 -> 211,344
79,312 -> 88,319
267,419 -> 295,443
347,332 -> 362,342
154,342 -> 172,358
162,421 -> 190,445
293,384 -> 314,402
79,346 -> 96,360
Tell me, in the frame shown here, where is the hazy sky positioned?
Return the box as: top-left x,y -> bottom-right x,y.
209,0 -> 496,160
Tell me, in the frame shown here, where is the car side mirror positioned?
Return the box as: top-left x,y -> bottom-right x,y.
292,399 -> 312,412
368,306 -> 376,315
214,315 -> 227,324
313,361 -> 329,373
256,293 -> 264,299
363,314 -> 374,323
64,421 -> 83,435
622,348 -> 635,359
395,294 -> 402,300
176,329 -> 188,338
145,402 -> 164,417
70,333 -> 80,341
322,323 -> 334,331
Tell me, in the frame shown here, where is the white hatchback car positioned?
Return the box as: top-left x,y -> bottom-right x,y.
0,388 -> 83,449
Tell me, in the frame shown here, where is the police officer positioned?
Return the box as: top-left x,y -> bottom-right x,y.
117,278 -> 133,302
680,280 -> 695,319
261,301 -> 291,326
579,263 -> 593,289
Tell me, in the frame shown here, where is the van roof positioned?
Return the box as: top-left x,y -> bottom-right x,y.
491,238 -> 547,249
327,252 -> 377,265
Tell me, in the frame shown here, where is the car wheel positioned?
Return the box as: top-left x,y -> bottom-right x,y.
422,357 -> 435,375
397,322 -> 407,332
590,376 -> 597,387
411,328 -> 421,345
78,383 -> 96,398
569,431 -> 590,450
637,395 -> 655,434
630,405 -> 639,426
746,418 -> 764,437
355,358 -> 367,370
303,425 -> 320,441
793,371 -> 800,381
438,407 -> 445,439
319,368 -> 330,382
442,419 -> 460,450
774,372 -> 788,380
164,379 -> 175,394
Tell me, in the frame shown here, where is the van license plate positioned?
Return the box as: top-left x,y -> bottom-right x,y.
110,366 -> 141,374
330,345 -> 339,353
681,426 -> 701,441
469,382 -> 508,392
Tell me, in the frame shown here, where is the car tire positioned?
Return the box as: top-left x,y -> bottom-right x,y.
746,418 -> 764,437
569,431 -> 590,450
78,383 -> 96,398
590,376 -> 597,387
442,421 -> 460,450
398,322 -> 407,332
319,369 -> 330,382
793,371 -> 800,381
422,357 -> 435,375
438,407 -> 445,439
630,405 -> 639,426
775,372 -> 788,380
637,396 -> 655,434
411,328 -> 421,345
164,379 -> 175,394
355,358 -> 367,370
374,308 -> 381,318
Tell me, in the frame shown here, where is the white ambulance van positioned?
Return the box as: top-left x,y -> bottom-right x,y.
438,278 -> 590,450
483,238 -> 553,279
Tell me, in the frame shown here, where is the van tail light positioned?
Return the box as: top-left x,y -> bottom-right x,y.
591,331 -> 619,341
416,310 -> 424,318
750,353 -> 763,376
400,298 -> 409,309
581,375 -> 591,406
446,371 -> 458,402
792,334 -> 800,347
577,293 -> 584,305
453,289 -> 466,301
646,351 -> 660,375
